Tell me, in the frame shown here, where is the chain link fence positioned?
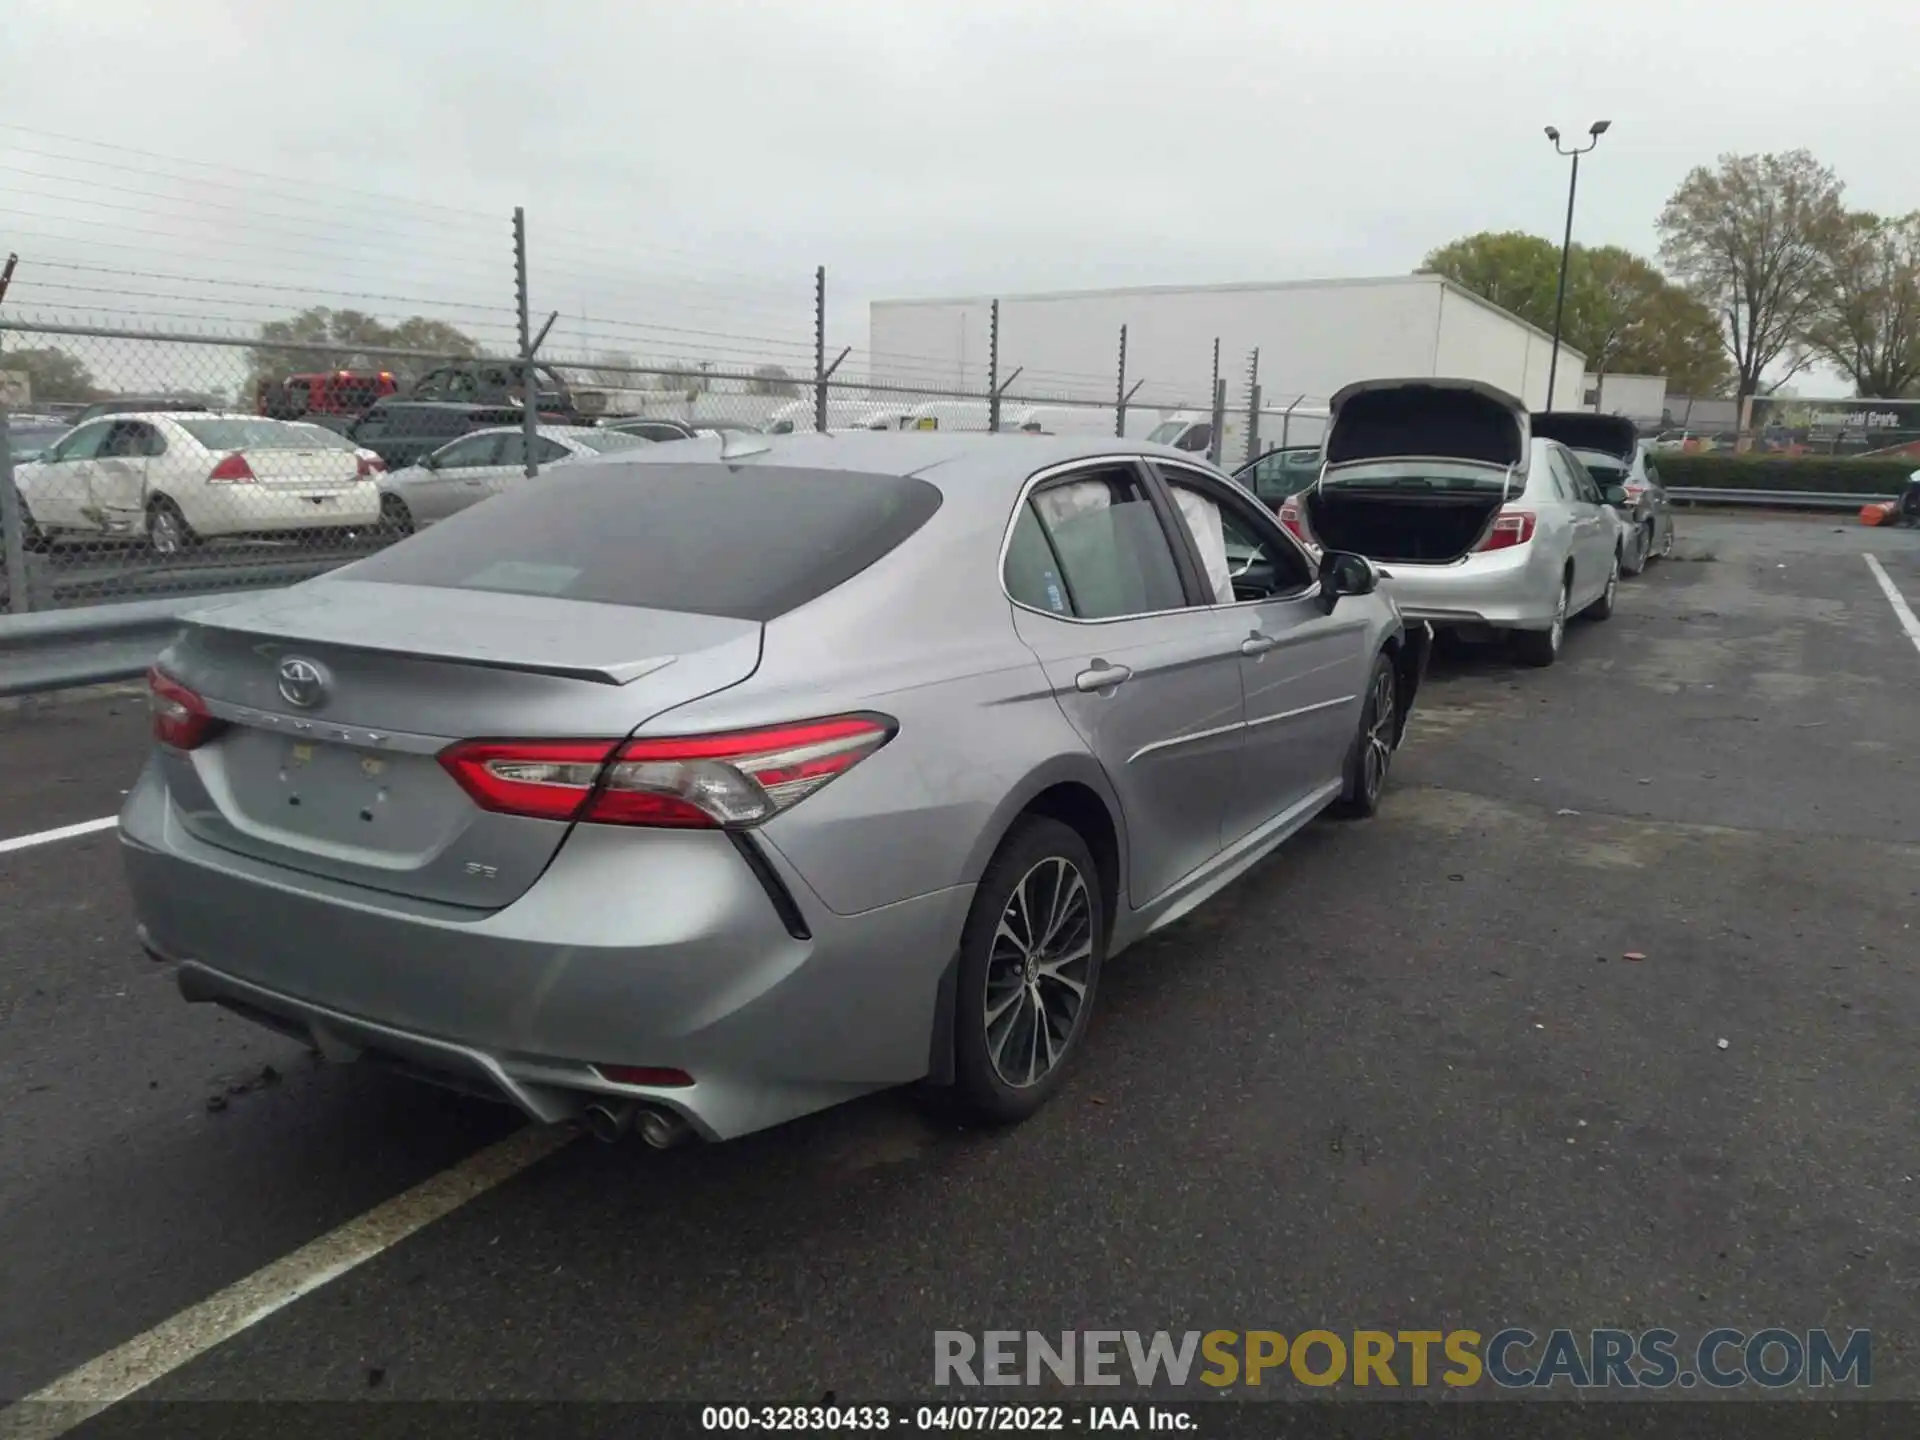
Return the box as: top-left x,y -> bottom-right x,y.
1,315 -> 1329,616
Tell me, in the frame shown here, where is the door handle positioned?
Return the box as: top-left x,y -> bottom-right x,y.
1240,632 -> 1281,656
1074,662 -> 1132,693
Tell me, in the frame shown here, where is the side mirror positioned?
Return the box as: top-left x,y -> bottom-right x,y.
1316,550 -> 1378,613
1603,484 -> 1629,506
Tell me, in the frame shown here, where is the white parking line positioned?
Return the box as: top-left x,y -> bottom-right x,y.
1863,554 -> 1920,657
0,816 -> 118,856
1,1124 -> 577,1440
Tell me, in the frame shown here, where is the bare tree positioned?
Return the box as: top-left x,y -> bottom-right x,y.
583,351 -> 641,388
1657,150 -> 1846,401
1805,211 -> 1920,398
746,363 -> 800,397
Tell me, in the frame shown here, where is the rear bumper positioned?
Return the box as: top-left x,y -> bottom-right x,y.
1379,548 -> 1563,630
119,760 -> 971,1141
178,480 -> 383,536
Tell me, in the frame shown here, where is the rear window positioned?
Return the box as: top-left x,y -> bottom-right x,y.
176,418 -> 320,451
344,463 -> 945,622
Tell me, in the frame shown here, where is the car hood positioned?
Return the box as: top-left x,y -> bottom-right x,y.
1325,378 -> 1527,472
1530,411 -> 1638,462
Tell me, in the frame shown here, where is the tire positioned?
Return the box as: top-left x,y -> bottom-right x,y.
1330,650 -> 1399,819
1513,573 -> 1571,668
1654,520 -> 1675,560
1585,551 -> 1620,621
379,493 -> 415,537
146,497 -> 197,557
1622,522 -> 1651,576
945,816 -> 1106,1126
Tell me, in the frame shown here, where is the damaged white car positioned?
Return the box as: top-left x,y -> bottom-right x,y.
1275,379 -> 1623,667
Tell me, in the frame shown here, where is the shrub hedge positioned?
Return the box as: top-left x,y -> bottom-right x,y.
1653,453 -> 1915,494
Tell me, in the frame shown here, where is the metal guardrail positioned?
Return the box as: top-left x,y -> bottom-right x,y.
1666,487 -> 1888,511
0,592 -> 267,699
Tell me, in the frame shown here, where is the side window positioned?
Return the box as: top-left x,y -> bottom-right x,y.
99,421 -> 147,458
1003,504 -> 1072,616
1543,450 -> 1576,502
1562,449 -> 1602,504
49,421 -> 110,462
531,435 -> 571,464
1160,470 -> 1315,603
1012,466 -> 1188,620
1176,422 -> 1212,453
411,372 -> 448,401
353,408 -> 388,441
436,434 -> 502,468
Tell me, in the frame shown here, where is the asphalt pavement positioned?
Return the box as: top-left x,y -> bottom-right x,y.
2,513 -> 1918,1414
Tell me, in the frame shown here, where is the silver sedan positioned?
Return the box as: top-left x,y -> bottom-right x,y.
377,424 -> 651,531
1284,380 -> 1622,667
122,432 -> 1428,1146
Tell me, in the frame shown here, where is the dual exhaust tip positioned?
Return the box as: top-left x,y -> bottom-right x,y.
582,1098 -> 692,1148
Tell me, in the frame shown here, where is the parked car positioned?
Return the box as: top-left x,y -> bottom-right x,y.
1531,413 -> 1675,574
345,401 -> 526,471
285,421 -> 390,477
1277,379 -> 1621,667
5,417 -> 73,465
70,397 -> 211,425
378,424 -> 652,531
407,360 -> 579,418
13,412 -> 382,555
121,432 -> 1429,1146
602,417 -> 759,443
257,370 -> 398,421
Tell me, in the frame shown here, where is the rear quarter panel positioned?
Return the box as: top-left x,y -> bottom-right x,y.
632,480 -> 1114,918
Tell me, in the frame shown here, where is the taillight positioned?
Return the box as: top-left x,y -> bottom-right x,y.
595,1065 -> 694,1088
438,715 -> 894,829
148,667 -> 224,750
1624,481 -> 1648,499
1277,497 -> 1311,544
356,455 -> 385,477
207,452 -> 256,483
1475,510 -> 1537,552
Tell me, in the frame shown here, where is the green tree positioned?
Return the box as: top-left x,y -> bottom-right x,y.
746,363 -> 800,397
1421,233 -> 1731,396
247,307 -> 483,393
1804,210 -> 1920,398
0,345 -> 103,403
1657,150 -> 1847,401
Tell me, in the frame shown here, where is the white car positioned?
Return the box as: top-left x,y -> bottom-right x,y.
378,424 -> 652,530
16,412 -> 383,556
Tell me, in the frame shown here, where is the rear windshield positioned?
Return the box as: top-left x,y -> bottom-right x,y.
571,429 -> 653,454
1572,451 -> 1628,481
344,463 -> 945,622
177,418 -> 318,451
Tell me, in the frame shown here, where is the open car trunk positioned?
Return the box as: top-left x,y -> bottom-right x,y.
1303,488 -> 1504,563
1529,412 -> 1638,463
152,580 -> 763,910
1307,379 -> 1527,565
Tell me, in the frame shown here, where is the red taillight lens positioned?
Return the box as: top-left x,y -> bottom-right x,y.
148,667 -> 223,750
1475,510 -> 1537,552
356,455 -> 385,477
1277,497 -> 1311,544
595,1065 -> 694,1088
208,452 -> 256,483
438,715 -> 894,829
1624,482 -> 1647,499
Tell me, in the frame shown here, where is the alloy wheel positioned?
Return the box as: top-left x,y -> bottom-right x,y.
1605,556 -> 1619,610
1361,664 -> 1396,805
983,856 -> 1094,1089
1550,582 -> 1568,653
149,508 -> 182,556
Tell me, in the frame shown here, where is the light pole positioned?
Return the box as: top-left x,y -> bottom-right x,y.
1544,120 -> 1609,411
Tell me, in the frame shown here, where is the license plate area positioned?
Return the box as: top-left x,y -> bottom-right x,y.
213,729 -> 460,856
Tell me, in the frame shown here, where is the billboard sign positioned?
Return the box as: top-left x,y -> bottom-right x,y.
1748,396 -> 1920,458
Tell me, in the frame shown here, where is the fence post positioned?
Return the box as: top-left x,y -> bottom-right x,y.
513,207 -> 539,478
1280,395 -> 1301,451
0,408 -> 30,614
1244,349 -> 1261,467
987,300 -> 1001,434
1207,338 -> 1222,462
813,266 -> 828,433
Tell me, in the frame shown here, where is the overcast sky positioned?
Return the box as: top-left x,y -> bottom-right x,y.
4,0 -> 1915,395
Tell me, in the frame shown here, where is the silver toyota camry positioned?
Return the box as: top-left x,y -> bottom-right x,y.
1279,379 -> 1624,667
121,432 -> 1429,1145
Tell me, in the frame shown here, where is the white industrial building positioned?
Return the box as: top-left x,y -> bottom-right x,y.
868,274 -> 1590,444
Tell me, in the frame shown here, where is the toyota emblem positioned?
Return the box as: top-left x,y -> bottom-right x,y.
277,656 -> 329,709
